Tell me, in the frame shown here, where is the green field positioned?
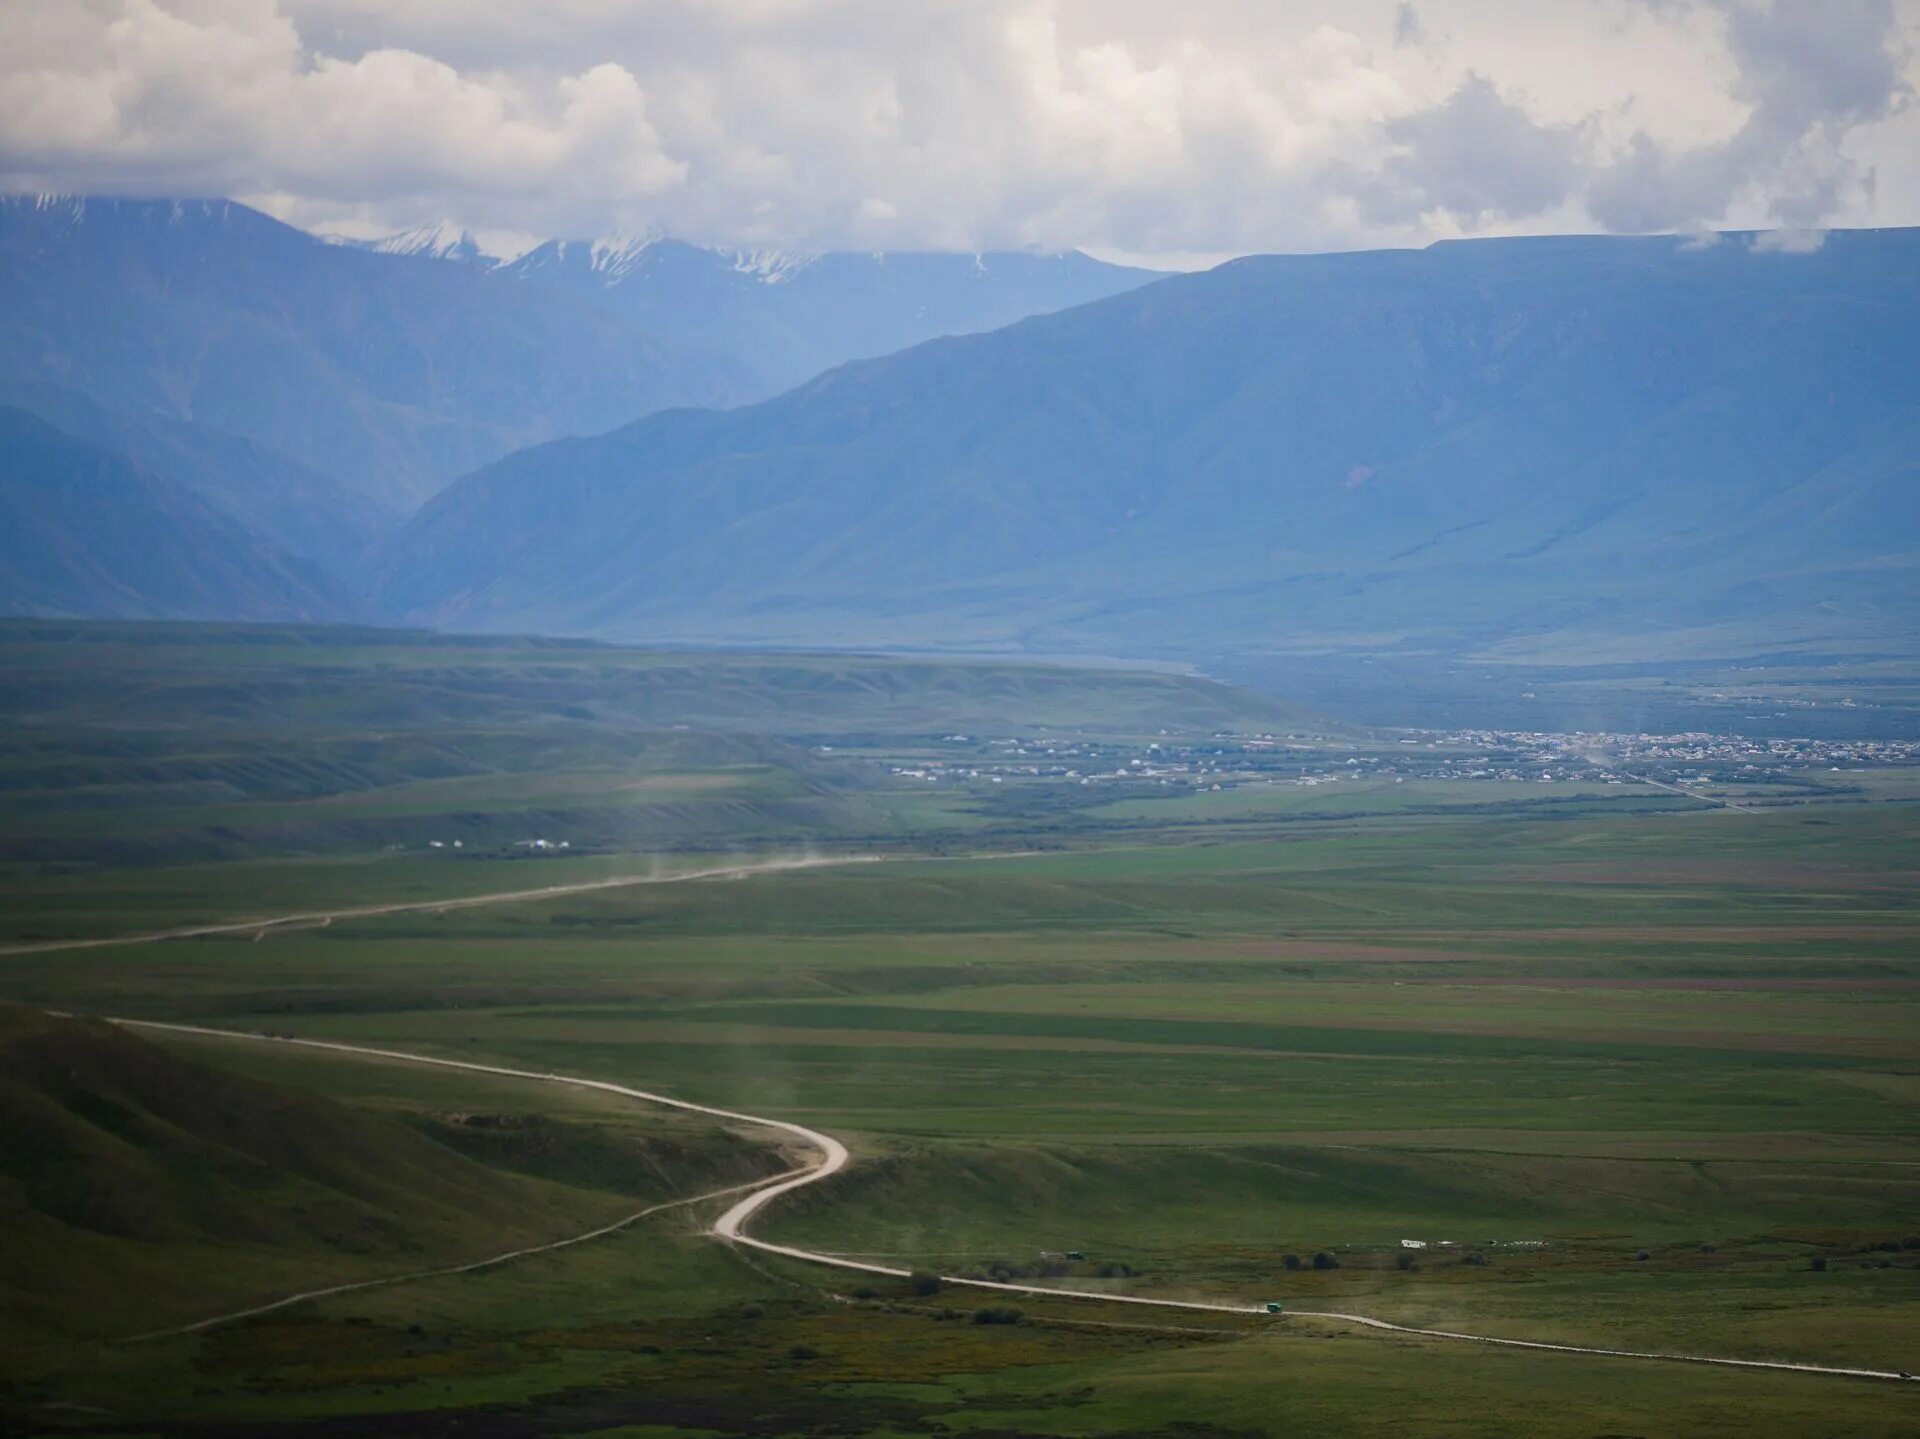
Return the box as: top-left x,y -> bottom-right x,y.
2,625 -> 1918,1435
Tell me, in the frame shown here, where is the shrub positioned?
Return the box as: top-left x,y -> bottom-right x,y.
972,1306 -> 1023,1326
1811,1256 -> 1828,1272
851,1286 -> 878,1300
1635,1251 -> 1652,1262
1460,1252 -> 1489,1267
1396,1252 -> 1419,1271
788,1344 -> 821,1360
909,1270 -> 943,1297
1312,1252 -> 1339,1271
1698,1243 -> 1716,1254
1282,1254 -> 1303,1272
1902,1235 -> 1920,1251
740,1303 -> 765,1319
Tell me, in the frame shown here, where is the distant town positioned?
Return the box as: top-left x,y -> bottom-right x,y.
882,728 -> 1920,800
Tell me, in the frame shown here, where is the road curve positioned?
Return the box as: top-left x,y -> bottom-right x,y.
0,855 -> 879,957
105,1019 -> 1913,1384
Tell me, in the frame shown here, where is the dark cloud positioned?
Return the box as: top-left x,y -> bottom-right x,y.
1591,0 -> 1912,232
1354,74 -> 1588,226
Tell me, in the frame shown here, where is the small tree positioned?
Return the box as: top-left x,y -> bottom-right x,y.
909,1270 -> 942,1297
1282,1253 -> 1303,1272
1312,1251 -> 1340,1271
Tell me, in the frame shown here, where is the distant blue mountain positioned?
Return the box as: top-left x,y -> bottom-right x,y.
0,406 -> 350,622
0,196 -> 740,511
494,234 -> 1161,399
380,229 -> 1920,663
0,195 -> 1156,619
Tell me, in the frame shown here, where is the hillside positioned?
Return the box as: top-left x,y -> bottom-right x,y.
0,196 -> 1155,611
0,408 -> 353,623
495,236 -> 1157,399
0,1007 -> 624,1341
0,196 -> 738,514
0,379 -> 386,582
381,228 -> 1920,663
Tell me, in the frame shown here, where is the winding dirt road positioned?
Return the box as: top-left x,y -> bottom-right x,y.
109,1019 -> 1913,1383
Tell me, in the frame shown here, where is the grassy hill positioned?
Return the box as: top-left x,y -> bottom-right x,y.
0,621 -> 1321,866
0,1005 -> 780,1350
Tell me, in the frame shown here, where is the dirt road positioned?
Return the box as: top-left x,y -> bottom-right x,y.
107,1019 -> 1913,1383
1,855 -> 878,957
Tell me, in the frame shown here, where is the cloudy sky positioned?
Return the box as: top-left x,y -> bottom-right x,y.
1,0 -> 1915,262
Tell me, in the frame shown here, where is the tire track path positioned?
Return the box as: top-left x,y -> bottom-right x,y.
110,1020 -> 1914,1384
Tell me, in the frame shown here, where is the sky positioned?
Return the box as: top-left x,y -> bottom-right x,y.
1,0 -> 1915,264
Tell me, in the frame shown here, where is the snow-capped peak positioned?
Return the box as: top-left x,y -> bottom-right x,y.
722,247 -> 818,284
587,228 -> 663,282
355,219 -> 487,263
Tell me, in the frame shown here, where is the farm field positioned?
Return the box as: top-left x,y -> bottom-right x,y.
2,626 -> 1918,1434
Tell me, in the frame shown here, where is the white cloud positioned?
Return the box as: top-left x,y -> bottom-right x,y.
0,0 -> 1915,256
1751,225 -> 1829,252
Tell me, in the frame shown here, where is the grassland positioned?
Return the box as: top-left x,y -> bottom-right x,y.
2,623 -> 1917,1434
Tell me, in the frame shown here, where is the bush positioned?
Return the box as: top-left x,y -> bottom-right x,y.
740,1303 -> 765,1319
1635,1251 -> 1652,1262
1282,1254 -> 1303,1272
909,1270 -> 943,1297
1811,1256 -> 1828,1272
1396,1252 -> 1419,1271
851,1286 -> 878,1300
789,1344 -> 820,1360
1460,1251 -> 1488,1267
1698,1243 -> 1716,1254
1902,1235 -> 1920,1251
1876,1239 -> 1901,1253
1312,1252 -> 1340,1271
972,1306 -> 1023,1326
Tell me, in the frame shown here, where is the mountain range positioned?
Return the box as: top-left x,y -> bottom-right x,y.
379,228 -> 1920,662
3,197 -> 1915,663
0,195 -> 1152,613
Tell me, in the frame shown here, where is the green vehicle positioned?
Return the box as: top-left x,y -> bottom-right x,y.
1264,1302 -> 1285,1315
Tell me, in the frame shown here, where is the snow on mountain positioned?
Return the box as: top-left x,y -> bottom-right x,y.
587,230 -> 663,281
721,247 -> 818,284
324,220 -> 491,264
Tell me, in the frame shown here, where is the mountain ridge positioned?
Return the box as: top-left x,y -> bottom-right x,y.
378,226 -> 1920,662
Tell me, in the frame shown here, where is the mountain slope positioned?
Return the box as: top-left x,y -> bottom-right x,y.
0,407 -> 354,622
0,196 -> 742,510
0,1005 -> 768,1343
497,236 -> 1158,398
0,379 -> 390,580
381,228 -> 1920,660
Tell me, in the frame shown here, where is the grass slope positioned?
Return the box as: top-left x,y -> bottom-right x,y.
0,1006 -> 776,1352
